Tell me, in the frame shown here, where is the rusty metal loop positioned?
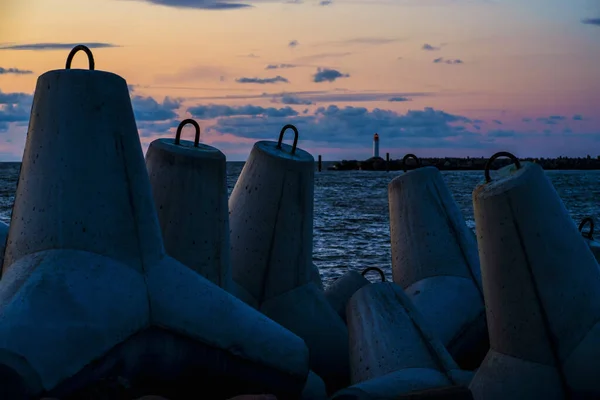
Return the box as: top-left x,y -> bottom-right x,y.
277,124 -> 299,154
485,151 -> 521,183
402,154 -> 421,172
175,119 -> 200,147
579,217 -> 594,240
361,267 -> 386,282
65,45 -> 95,70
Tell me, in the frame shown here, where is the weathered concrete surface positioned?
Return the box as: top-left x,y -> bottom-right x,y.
583,237 -> 600,264
331,369 -> 454,400
0,66 -> 309,398
346,282 -> 464,398
260,283 -> 349,394
472,161 -> 600,398
333,379 -> 474,400
229,139 -> 315,306
310,263 -> 324,290
0,221 -> 8,273
301,370 -> 327,400
469,350 -> 564,400
324,270 -> 370,323
145,136 -> 232,292
388,166 -> 486,367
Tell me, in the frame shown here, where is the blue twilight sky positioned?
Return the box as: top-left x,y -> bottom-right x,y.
0,0 -> 599,161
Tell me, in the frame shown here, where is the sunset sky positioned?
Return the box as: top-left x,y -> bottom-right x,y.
1,0 -> 599,161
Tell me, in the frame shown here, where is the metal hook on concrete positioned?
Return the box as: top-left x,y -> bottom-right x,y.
65,45 -> 95,70
175,119 -> 200,147
485,151 -> 521,183
277,124 -> 299,154
579,217 -> 594,240
402,154 -> 421,172
361,267 -> 386,282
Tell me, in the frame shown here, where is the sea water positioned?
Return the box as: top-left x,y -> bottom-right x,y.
0,162 -> 597,286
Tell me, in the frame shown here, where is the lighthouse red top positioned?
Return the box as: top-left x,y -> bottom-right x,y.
374,133 -> 379,141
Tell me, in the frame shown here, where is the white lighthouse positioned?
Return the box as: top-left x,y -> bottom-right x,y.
373,133 -> 380,158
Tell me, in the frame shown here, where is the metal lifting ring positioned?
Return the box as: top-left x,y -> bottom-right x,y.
402,154 -> 421,172
277,124 -> 299,154
65,45 -> 95,70
361,267 -> 386,282
484,151 -> 521,183
175,119 -> 201,147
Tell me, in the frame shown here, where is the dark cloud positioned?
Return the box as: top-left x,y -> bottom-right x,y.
582,18 -> 600,26
236,76 -> 289,84
536,115 -> 567,125
278,94 -> 313,105
573,114 -> 584,121
204,105 -> 484,149
294,52 -> 352,62
0,67 -> 33,75
124,0 -> 252,10
492,120 -> 502,125
0,90 -> 33,130
522,118 -> 532,122
130,95 -> 181,121
422,43 -> 440,51
189,90 -> 431,103
188,104 -> 298,119
319,0 -> 332,5
313,68 -> 350,83
0,42 -> 118,51
289,40 -> 299,48
488,130 -> 515,137
388,97 -> 410,102
265,63 -> 297,69
433,57 -> 464,64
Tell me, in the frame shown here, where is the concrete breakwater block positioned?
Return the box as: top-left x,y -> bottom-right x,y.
334,282 -> 471,400
311,263 -> 324,290
301,370 -> 327,400
388,161 -> 487,369
145,119 -> 232,292
0,46 -> 309,399
324,267 -> 385,323
470,152 -> 600,399
260,283 -> 350,394
229,124 -> 315,306
579,217 -> 600,264
0,221 -> 8,272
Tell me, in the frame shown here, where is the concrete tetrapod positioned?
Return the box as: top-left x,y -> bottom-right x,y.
388,156 -> 487,369
0,46 -> 309,399
324,267 -> 385,323
470,152 -> 600,399
0,221 -> 8,272
331,282 -> 473,400
145,119 -> 232,292
579,217 -> 600,264
229,124 -> 315,305
260,283 -> 350,394
310,263 -> 324,290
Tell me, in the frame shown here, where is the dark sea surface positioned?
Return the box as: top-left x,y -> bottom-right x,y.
0,162 -> 598,286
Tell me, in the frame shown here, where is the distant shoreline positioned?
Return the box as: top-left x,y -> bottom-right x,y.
323,156 -> 600,171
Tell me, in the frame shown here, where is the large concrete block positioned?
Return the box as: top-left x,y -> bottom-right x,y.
324,267 -> 385,324
0,221 -> 8,274
471,153 -> 600,398
145,119 -> 232,291
579,217 -> 600,264
229,124 -> 315,306
260,283 -> 350,394
340,282 -> 468,399
388,165 -> 486,368
0,45 -> 310,399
